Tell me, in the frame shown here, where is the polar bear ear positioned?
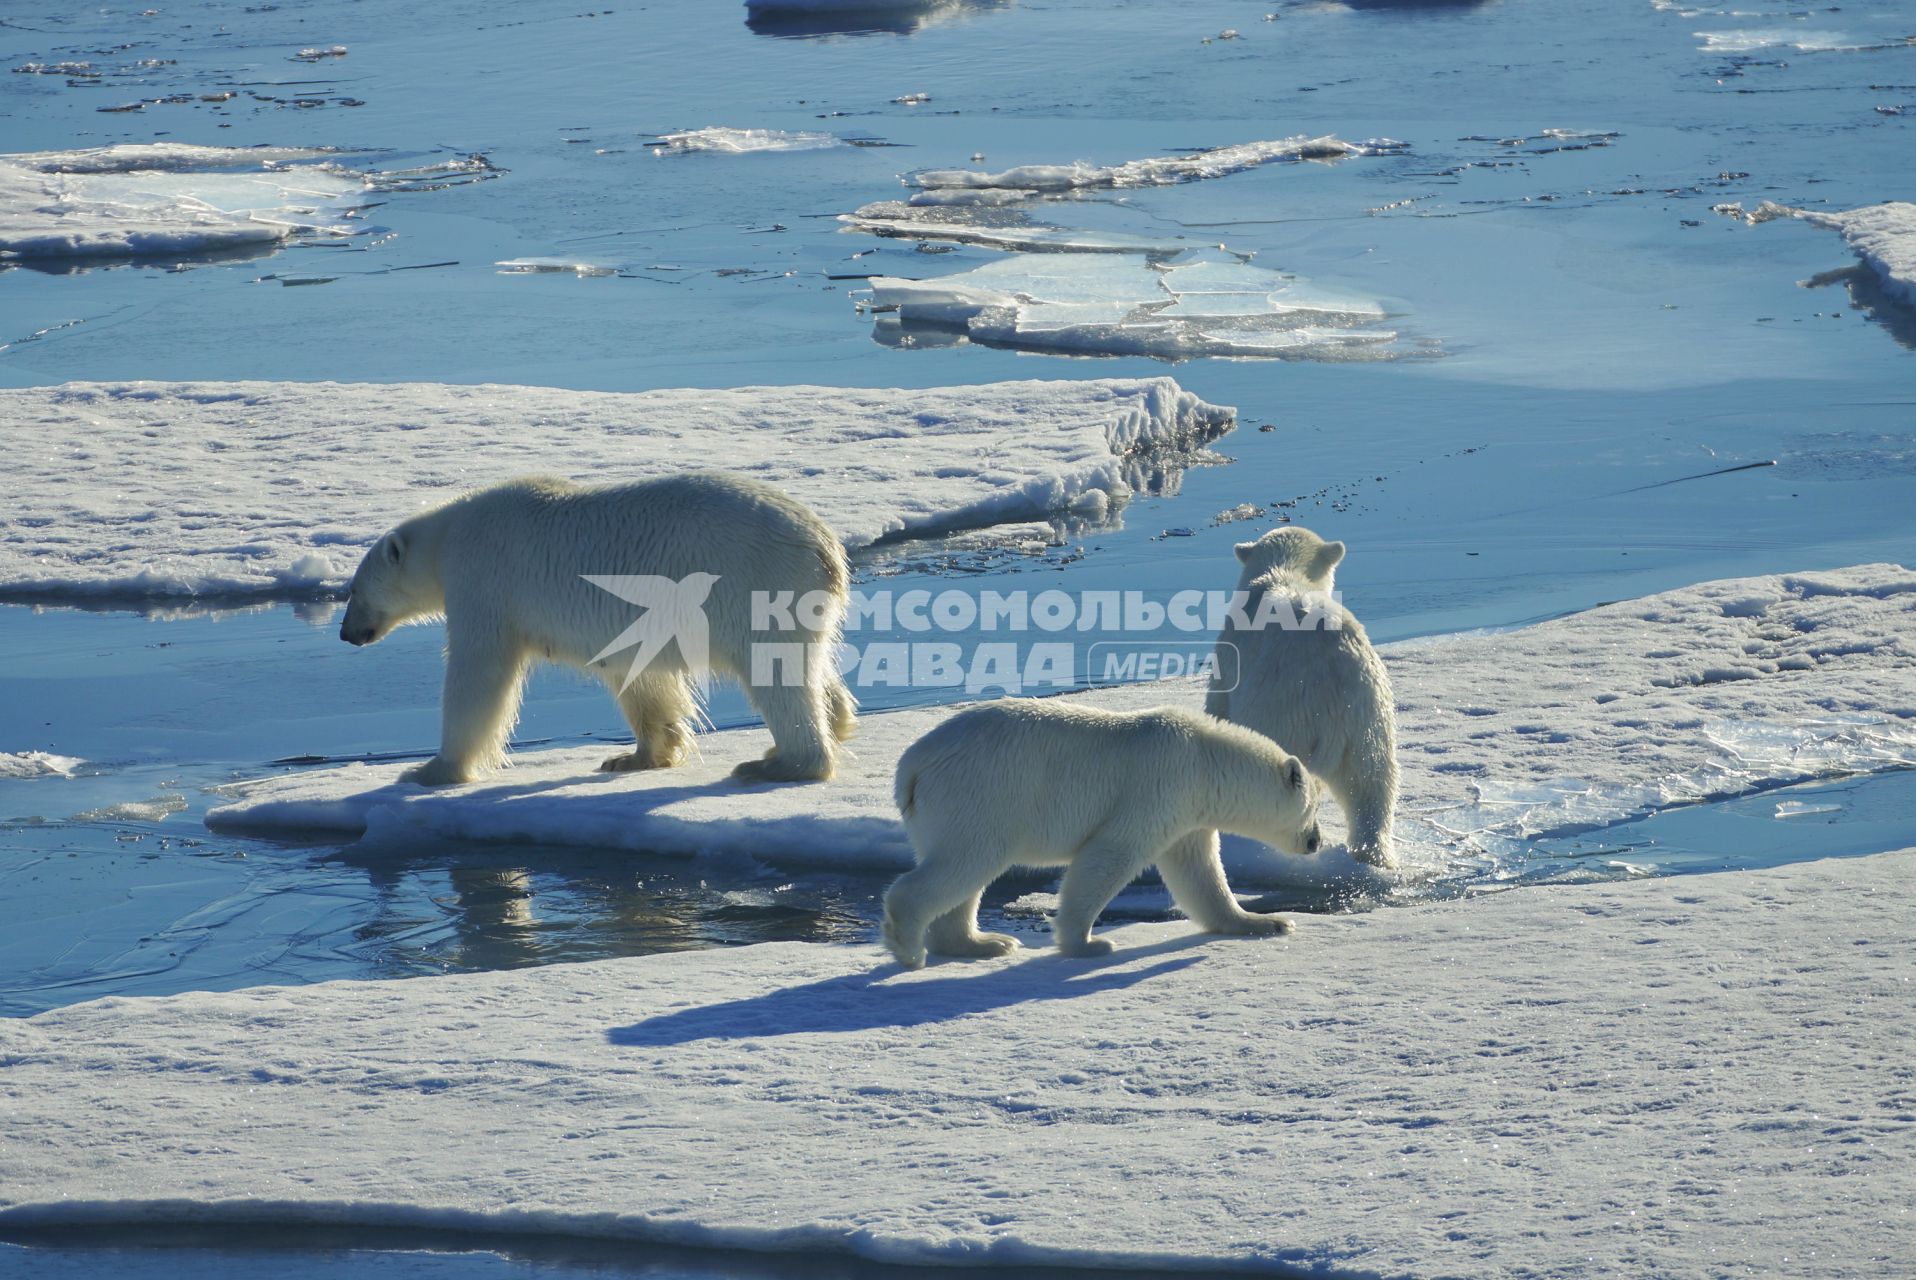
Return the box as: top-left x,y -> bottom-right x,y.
1287,757 -> 1304,791
1234,541 -> 1257,564
1314,540 -> 1345,576
385,533 -> 406,565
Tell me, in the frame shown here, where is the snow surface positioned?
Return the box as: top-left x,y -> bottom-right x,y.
653,128 -> 847,155
866,251 -> 1398,361
208,564 -> 1916,886
2,846 -> 1909,1278
0,752 -> 83,780
0,144 -> 369,261
0,378 -> 1232,603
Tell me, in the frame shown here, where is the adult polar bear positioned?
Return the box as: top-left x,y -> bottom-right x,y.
1204,526 -> 1398,867
339,474 -> 856,785
884,700 -> 1322,968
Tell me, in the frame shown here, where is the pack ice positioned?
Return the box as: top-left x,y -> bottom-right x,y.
0,377 -> 1231,602
208,564 -> 1916,887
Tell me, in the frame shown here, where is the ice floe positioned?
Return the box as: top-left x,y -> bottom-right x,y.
842,200 -> 1177,253
0,752 -> 83,780
652,127 -> 847,155
3,845 -> 1909,1277
0,144 -> 498,263
1721,200 -> 1916,308
909,135 -> 1393,194
0,378 -> 1232,603
1696,28 -> 1913,54
0,144 -> 367,262
864,250 -> 1400,360
208,564 -> 1916,887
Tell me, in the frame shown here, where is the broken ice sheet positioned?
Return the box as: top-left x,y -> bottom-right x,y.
652,127 -> 848,155
909,135 -> 1394,194
1775,799 -> 1843,819
843,200 -> 1179,253
864,249 -> 1401,361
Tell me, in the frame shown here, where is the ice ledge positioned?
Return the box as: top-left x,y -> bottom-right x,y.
3,847 -> 1911,1277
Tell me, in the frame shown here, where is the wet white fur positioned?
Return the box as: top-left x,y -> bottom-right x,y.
339,474 -> 855,786
883,699 -> 1321,968
1205,526 -> 1398,867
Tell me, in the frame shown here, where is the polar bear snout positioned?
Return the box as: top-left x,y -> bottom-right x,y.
338,597 -> 385,647
340,619 -> 376,646
1304,824 -> 1322,855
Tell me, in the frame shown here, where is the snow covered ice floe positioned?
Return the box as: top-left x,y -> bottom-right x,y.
0,751 -> 83,780
1695,28 -> 1915,54
1725,200 -> 1916,309
0,144 -> 367,261
208,564 -> 1916,886
909,135 -> 1394,194
2,846 -> 1910,1278
865,250 -> 1401,360
0,378 -> 1232,603
0,144 -> 498,263
651,127 -> 848,155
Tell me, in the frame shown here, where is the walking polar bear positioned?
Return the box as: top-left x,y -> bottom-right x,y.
1205,526 -> 1398,868
883,699 -> 1322,969
339,474 -> 856,786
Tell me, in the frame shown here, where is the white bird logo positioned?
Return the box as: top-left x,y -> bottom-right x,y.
582,572 -> 721,696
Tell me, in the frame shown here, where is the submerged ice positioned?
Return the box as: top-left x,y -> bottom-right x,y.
909,135 -> 1391,194
864,250 -> 1399,361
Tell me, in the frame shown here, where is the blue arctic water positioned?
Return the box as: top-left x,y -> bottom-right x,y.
3,1 -> 1915,1010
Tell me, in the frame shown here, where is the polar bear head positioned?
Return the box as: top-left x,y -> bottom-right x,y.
339,520 -> 443,647
1234,525 -> 1345,589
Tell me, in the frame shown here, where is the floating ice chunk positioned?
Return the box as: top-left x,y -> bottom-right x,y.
1695,29 -> 1912,54
906,188 -> 1037,207
71,794 -> 186,823
911,135 -> 1392,194
843,200 -> 1178,252
1775,799 -> 1843,819
0,144 -> 492,263
0,377 -> 1232,603
0,751 -> 83,780
652,127 -> 847,155
496,257 -> 622,276
865,250 -> 1400,361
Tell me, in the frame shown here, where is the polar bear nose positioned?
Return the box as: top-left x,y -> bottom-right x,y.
341,621 -> 373,646
1304,826 -> 1322,855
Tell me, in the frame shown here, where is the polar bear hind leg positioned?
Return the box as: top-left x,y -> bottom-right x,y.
925,889 -> 1021,959
732,680 -> 836,783
828,679 -> 858,743
882,853 -> 999,969
600,671 -> 696,772
1157,831 -> 1291,936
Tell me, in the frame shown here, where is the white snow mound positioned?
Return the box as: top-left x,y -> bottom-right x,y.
2,848 -> 1910,1277
0,751 -> 84,780
0,378 -> 1233,603
207,564 -> 1916,884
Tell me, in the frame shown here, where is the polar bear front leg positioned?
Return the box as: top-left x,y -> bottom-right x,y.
601,672 -> 695,772
925,889 -> 1021,959
406,628 -> 529,786
1157,830 -> 1292,937
1052,837 -> 1152,958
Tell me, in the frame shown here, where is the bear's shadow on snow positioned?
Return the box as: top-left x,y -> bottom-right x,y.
605,937 -> 1210,1047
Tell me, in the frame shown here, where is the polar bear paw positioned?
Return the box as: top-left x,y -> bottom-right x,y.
1055,935 -> 1116,959
732,752 -> 832,784
1224,912 -> 1293,938
938,931 -> 1022,959
401,756 -> 474,787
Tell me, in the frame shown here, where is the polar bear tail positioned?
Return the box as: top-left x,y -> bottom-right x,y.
894,760 -> 920,819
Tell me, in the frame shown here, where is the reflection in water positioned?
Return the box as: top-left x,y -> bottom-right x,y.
746,0 -> 1011,40
1804,264 -> 1916,351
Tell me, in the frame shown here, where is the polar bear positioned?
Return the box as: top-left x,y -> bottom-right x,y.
882,699 -> 1321,968
1204,526 -> 1398,868
339,474 -> 857,786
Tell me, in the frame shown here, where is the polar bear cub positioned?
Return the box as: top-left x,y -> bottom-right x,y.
882,699 -> 1322,968
339,474 -> 856,786
1207,526 -> 1398,867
